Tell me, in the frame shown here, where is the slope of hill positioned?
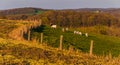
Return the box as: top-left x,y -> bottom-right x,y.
0,7 -> 120,26
30,25 -> 120,57
66,8 -> 120,20
0,19 -> 41,40
0,19 -> 24,38
0,8 -> 120,64
0,38 -> 120,65
0,7 -> 47,15
0,19 -> 120,64
1,7 -> 120,18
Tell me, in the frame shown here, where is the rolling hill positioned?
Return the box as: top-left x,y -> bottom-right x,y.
0,7 -> 120,64
0,7 -> 47,15
0,19 -> 120,64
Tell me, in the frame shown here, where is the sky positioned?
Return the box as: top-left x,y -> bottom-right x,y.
0,0 -> 120,10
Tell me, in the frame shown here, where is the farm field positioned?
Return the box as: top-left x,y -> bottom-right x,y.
0,19 -> 120,64
0,7 -> 120,65
31,25 -> 120,57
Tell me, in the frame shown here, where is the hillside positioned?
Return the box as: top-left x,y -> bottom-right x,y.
1,19 -> 119,57
0,7 -> 120,64
73,8 -> 120,20
0,7 -> 120,20
0,19 -> 120,64
0,19 -> 26,38
0,38 -> 120,65
31,25 -> 120,57
0,19 -> 41,40
0,7 -> 47,15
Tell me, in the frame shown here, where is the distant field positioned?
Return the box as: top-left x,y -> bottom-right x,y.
35,11 -> 44,14
31,25 -> 120,56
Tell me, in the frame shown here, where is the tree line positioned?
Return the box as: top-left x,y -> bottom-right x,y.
28,11 -> 119,27
0,10 -> 119,27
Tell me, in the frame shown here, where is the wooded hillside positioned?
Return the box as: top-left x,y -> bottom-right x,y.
0,8 -> 120,27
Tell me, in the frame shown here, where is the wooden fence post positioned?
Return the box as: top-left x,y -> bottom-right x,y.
90,40 -> 94,56
19,30 -> 23,40
28,30 -> 31,41
20,30 -> 23,38
41,33 -> 43,43
59,35 -> 63,50
62,28 -> 65,32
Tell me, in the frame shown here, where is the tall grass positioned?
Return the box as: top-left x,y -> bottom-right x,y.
0,38 -> 120,65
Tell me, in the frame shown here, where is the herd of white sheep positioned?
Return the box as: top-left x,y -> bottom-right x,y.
50,24 -> 88,37
74,31 -> 88,37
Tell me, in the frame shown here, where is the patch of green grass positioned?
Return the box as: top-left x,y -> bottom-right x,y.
35,10 -> 44,14
31,25 -> 120,56
89,34 -> 120,56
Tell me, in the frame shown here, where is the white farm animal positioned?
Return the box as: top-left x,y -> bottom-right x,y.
78,32 -> 82,35
51,25 -> 57,28
74,31 -> 77,34
65,28 -> 68,31
85,33 -> 88,37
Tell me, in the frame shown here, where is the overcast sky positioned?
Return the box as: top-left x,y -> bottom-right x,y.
0,0 -> 120,10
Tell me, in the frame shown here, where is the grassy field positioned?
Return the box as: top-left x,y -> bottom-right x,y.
31,25 -> 120,57
0,19 -> 120,64
35,10 -> 44,14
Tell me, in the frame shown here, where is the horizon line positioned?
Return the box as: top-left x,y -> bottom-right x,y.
0,7 -> 120,10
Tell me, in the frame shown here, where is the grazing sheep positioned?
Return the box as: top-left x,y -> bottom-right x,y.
62,28 -> 65,32
74,31 -> 77,34
51,25 -> 57,28
66,28 -> 68,31
74,31 -> 83,36
78,32 -> 82,35
85,33 -> 88,37
76,31 -> 79,34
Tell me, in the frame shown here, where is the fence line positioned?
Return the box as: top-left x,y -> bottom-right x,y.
59,35 -> 63,50
90,40 -> 94,56
40,33 -> 43,43
28,30 -> 31,41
